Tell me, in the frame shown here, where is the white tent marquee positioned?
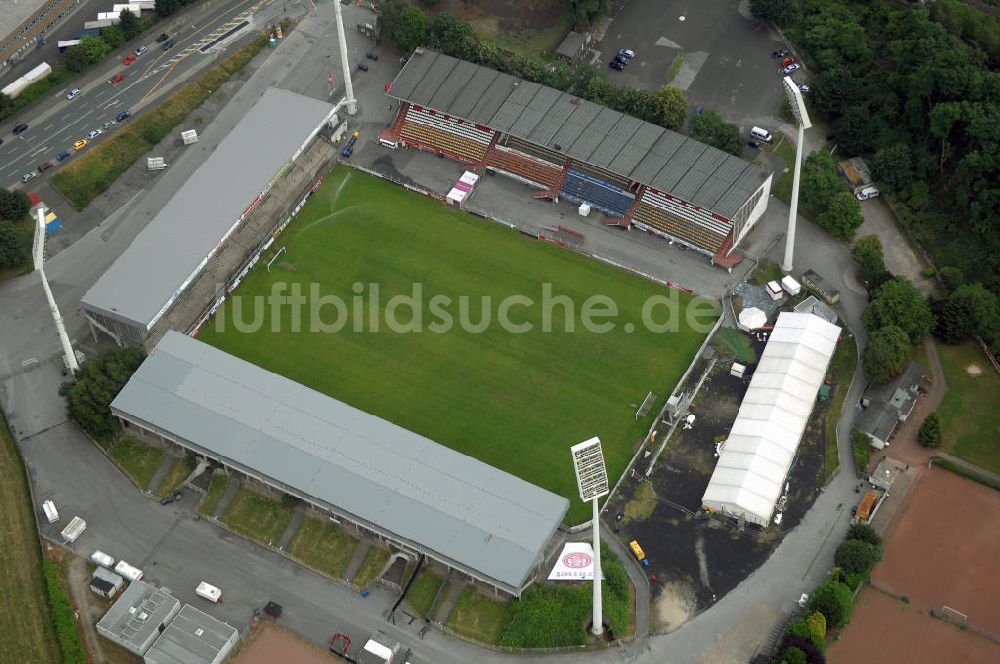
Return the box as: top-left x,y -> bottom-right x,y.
702,312 -> 841,525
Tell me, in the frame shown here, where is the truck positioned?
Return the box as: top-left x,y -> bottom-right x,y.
60,516 -> 86,543
800,269 -> 840,305
57,39 -> 81,53
114,560 -> 143,582
196,581 -> 222,603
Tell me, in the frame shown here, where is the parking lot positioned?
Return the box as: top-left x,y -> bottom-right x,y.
601,0 -> 795,129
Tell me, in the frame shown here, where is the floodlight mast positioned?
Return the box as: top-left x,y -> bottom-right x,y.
781,76 -> 812,274
33,209 -> 78,374
571,437 -> 610,637
333,0 -> 357,115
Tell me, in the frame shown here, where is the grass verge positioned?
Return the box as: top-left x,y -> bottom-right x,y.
197,473 -> 229,516
154,456 -> 192,498
41,559 -> 86,664
769,134 -> 796,205
446,587 -> 513,645
220,487 -> 294,547
935,341 -> 1000,473
929,457 -> 1000,491
352,545 -> 390,589
666,52 -> 686,83
108,437 -> 164,491
405,569 -> 444,617
0,412 -> 61,662
51,22 -> 284,208
824,334 -> 858,481
287,515 -> 359,580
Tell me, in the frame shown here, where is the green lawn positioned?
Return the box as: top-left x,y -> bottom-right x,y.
287,515 -> 359,580
197,474 -> 229,516
769,134 -> 796,205
446,587 -> 513,644
825,335 -> 859,480
220,487 -> 294,547
154,456 -> 192,498
406,569 -> 445,617
109,437 -> 165,491
352,545 -> 390,589
0,413 -> 61,662
936,342 -> 1000,473
199,168 -> 714,522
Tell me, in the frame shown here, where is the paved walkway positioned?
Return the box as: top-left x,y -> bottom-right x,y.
146,453 -> 175,494
344,540 -> 372,583
601,520 -> 651,637
277,503 -> 306,550
432,576 -> 466,623
212,476 -> 242,519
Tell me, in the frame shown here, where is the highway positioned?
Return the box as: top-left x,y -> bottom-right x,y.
0,0 -> 274,188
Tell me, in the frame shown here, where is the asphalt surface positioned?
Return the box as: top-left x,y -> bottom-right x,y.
0,1 -> 877,662
1,0 -> 272,189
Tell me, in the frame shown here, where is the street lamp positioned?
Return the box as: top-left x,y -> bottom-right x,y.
32,208 -> 78,374
332,0 -> 357,115
570,437 -> 610,636
781,75 -> 812,274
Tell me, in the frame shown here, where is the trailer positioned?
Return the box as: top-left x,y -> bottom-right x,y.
60,516 -> 87,543
91,550 -> 115,568
57,39 -> 81,53
800,269 -> 840,305
42,500 -> 60,523
114,560 -> 143,582
76,27 -> 105,38
196,581 -> 222,603
96,12 -> 122,22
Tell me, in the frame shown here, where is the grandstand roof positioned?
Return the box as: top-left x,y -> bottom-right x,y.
81,88 -> 334,331
702,313 -> 841,526
387,49 -> 769,218
111,332 -> 569,594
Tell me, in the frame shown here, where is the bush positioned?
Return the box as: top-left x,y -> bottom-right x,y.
862,277 -> 935,343
42,559 -> 87,664
806,611 -> 827,640
0,219 -> 30,269
777,646 -> 808,664
862,325 -> 910,383
851,234 -> 890,289
846,523 -> 882,547
851,430 -> 870,475
59,347 -> 145,438
918,412 -> 941,448
818,191 -> 864,240
807,580 -> 853,628
921,267 -> 936,278
834,539 -> 882,574
939,266 -> 965,292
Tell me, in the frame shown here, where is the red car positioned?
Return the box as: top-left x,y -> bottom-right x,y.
123,53 -> 136,65
780,56 -> 797,68
110,72 -> 124,84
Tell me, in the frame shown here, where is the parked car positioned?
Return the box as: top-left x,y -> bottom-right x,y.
110,72 -> 124,84
772,49 -> 791,59
56,151 -> 71,161
135,45 -> 147,56
66,88 -> 81,100
781,63 -> 801,75
162,39 -> 176,51
116,110 -> 132,122
617,48 -> 636,61
780,56 -> 797,68
37,161 -> 53,173
73,139 -> 88,150
123,53 -> 136,65
609,59 -> 625,70
798,84 -> 810,94
365,50 -> 378,60
160,490 -> 183,505
156,33 -> 170,43
856,186 -> 880,201
87,129 -> 103,139
747,139 -> 762,149
21,172 -> 36,183
102,121 -> 116,131
357,61 -> 368,71
13,123 -> 28,134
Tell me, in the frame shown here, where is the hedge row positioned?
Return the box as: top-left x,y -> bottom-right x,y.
41,559 -> 86,664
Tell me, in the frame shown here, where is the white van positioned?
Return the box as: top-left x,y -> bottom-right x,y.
42,500 -> 60,523
114,560 -> 143,582
750,126 -> 773,143
856,186 -> 880,200
91,550 -> 115,568
196,581 -> 222,603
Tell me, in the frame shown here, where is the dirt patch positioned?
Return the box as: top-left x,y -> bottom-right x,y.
235,623 -> 333,664
966,363 -> 983,377
655,580 -> 697,632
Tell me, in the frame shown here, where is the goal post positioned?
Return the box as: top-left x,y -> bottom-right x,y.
635,391 -> 655,420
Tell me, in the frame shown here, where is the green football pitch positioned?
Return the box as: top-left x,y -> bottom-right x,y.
198,167 -> 715,522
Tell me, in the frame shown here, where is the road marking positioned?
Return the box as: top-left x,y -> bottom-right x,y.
30,146 -> 47,157
42,123 -> 53,131
102,99 -> 123,110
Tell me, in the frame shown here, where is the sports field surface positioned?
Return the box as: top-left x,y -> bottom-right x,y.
199,168 -> 714,522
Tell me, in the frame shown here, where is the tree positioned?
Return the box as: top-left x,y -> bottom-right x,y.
80,36 -> 110,64
689,109 -> 743,156
0,92 -> 13,119
777,646 -> 807,664
63,44 -> 91,73
919,412 -> 942,448
800,150 -> 844,217
393,6 -> 432,55
807,580 -> 853,628
0,188 -> 30,221
862,325 -> 910,383
846,523 -> 882,547
862,277 -> 935,342
749,0 -> 799,27
938,266 -> 965,293
851,234 -> 890,289
559,0 -> 610,30
59,347 -> 145,439
935,283 -> 1000,345
835,539 -> 882,574
377,0 -> 406,45
119,9 -> 141,40
101,25 -> 125,49
0,220 -> 29,269
155,0 -> 182,16
431,12 -> 479,60
871,143 -> 914,193
818,191 -> 864,240
655,86 -> 687,130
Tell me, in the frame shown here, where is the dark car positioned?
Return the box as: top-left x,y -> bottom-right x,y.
56,151 -> 71,161
13,123 -> 28,134
357,61 -> 368,71
771,49 -> 791,59
37,161 -> 53,173
609,59 -> 625,70
162,39 -> 176,51
747,139 -> 762,149
365,50 -> 378,61
159,490 -> 182,505
156,32 -> 170,43
116,110 -> 132,122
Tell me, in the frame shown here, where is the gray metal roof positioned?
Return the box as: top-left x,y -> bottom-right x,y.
96,581 -> 180,653
81,88 -> 333,330
144,604 -> 238,664
387,50 -> 770,218
111,332 -> 569,592
857,362 -> 925,442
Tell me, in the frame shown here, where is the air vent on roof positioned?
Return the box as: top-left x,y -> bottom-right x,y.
553,144 -> 561,151
195,628 -> 205,636
570,97 -> 580,105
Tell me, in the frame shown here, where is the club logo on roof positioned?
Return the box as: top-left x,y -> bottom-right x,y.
563,551 -> 592,569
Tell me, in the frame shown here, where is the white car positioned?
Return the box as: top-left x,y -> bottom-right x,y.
66,88 -> 81,100
798,84 -> 810,94
102,121 -> 116,131
87,128 -> 103,140
856,186 -> 880,201
135,45 -> 147,56
21,172 -> 37,183
782,63 -> 801,75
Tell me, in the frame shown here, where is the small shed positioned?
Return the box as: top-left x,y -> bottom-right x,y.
555,31 -> 588,63
90,566 -> 125,599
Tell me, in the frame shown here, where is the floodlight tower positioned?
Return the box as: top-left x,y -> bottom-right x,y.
571,437 -> 610,636
32,208 -> 78,374
333,0 -> 357,115
781,75 -> 812,274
